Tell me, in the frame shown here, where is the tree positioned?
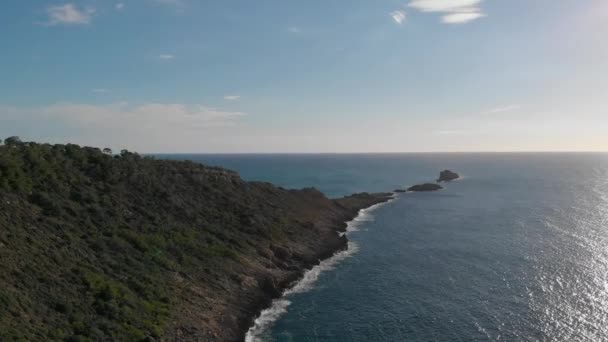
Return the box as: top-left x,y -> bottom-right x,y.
103,148 -> 113,155
5,136 -> 22,146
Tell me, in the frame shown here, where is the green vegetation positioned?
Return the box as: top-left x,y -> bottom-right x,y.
0,138 -> 390,341
0,138 -> 273,340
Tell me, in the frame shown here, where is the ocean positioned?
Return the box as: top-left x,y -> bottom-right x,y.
158,153 -> 608,341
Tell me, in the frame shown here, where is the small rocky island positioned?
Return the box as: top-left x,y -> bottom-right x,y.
395,170 -> 460,193
437,170 -> 460,182
407,183 -> 443,192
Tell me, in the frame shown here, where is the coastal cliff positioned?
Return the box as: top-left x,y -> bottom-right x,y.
0,140 -> 391,341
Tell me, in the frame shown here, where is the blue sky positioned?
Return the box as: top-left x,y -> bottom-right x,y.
1,0 -> 607,152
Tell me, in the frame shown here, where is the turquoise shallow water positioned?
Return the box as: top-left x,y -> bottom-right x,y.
159,153 -> 608,341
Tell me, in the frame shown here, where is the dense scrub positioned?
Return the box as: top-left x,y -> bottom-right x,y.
0,139 -> 391,341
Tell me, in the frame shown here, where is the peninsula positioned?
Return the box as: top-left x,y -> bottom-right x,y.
0,139 -> 392,341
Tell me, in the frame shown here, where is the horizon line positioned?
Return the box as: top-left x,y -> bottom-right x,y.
148,150 -> 608,155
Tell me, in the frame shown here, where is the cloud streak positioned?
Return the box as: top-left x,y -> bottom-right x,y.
408,0 -> 482,12
408,0 -> 486,24
483,104 -> 521,115
0,102 -> 246,151
47,4 -> 95,25
434,129 -> 468,136
442,12 -> 485,24
2,103 -> 245,127
223,95 -> 241,101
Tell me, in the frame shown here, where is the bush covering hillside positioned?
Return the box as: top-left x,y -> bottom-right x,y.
0,139 -> 390,341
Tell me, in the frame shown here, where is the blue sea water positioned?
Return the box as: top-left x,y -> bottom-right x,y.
159,153 -> 608,341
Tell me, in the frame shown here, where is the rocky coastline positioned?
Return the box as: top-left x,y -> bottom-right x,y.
239,192 -> 393,341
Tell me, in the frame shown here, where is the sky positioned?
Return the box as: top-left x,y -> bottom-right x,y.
0,0 -> 607,153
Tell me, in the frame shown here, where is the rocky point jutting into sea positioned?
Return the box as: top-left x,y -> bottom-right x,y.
0,139 -> 392,341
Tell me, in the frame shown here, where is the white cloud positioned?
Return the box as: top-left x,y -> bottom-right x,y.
223,95 -> 241,101
408,0 -> 485,24
408,0 -> 482,12
159,54 -> 175,60
47,4 -> 95,25
442,12 -> 486,24
92,88 -> 110,93
390,10 -> 407,25
483,104 -> 521,115
288,27 -> 302,33
116,3 -> 125,10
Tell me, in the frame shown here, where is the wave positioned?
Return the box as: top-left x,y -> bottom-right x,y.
244,198 -> 395,342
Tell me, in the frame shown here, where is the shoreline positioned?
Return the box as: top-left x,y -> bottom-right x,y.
1,140 -> 460,341
242,195 -> 395,341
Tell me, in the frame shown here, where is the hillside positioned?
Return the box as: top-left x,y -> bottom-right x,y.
0,139 -> 391,341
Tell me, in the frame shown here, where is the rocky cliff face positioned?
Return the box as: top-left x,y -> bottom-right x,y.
0,141 -> 391,341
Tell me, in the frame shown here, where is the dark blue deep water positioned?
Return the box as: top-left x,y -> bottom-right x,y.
159,153 -> 608,341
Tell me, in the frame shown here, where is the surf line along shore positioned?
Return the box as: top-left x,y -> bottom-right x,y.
244,195 -> 396,342
244,170 -> 461,341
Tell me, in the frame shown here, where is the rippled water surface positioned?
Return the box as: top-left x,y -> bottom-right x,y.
160,153 -> 608,341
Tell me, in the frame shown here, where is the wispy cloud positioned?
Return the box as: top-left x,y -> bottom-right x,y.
0,102 -> 246,150
390,10 -> 407,25
434,129 -> 467,135
115,3 -> 125,10
2,103 -> 245,127
92,88 -> 110,94
483,104 -> 521,115
408,0 -> 481,12
408,0 -> 486,24
223,95 -> 241,101
47,4 -> 95,25
159,54 -> 175,60
442,12 -> 485,24
288,27 -> 302,33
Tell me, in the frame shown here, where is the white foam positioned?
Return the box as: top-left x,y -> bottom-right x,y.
245,197 -> 395,342
244,299 -> 291,342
